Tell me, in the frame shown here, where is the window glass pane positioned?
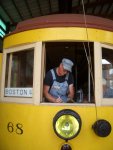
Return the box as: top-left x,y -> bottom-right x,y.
102,48 -> 113,98
5,49 -> 34,97
11,50 -> 34,87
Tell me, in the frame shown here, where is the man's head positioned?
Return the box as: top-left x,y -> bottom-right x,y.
62,58 -> 74,72
58,58 -> 74,76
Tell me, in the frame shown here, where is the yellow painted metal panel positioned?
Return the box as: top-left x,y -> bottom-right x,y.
3,27 -> 113,48
0,53 -> 2,95
1,24 -> 113,150
0,103 -> 113,150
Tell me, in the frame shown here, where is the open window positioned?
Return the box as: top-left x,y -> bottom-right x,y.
43,42 -> 95,104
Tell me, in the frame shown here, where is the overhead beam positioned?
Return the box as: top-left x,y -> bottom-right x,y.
36,0 -> 43,16
91,0 -> 99,14
72,0 -> 113,12
23,0 -> 33,18
11,0 -> 23,21
0,14 -> 6,25
85,0 -> 90,13
48,0 -> 52,13
58,0 -> 72,13
98,3 -> 104,15
0,2 -> 15,24
101,12 -> 113,19
104,3 -> 112,14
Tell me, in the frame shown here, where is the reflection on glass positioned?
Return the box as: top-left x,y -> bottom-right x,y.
5,49 -> 34,88
102,48 -> 113,98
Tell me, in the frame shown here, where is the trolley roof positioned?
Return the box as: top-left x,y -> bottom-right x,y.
10,14 -> 113,35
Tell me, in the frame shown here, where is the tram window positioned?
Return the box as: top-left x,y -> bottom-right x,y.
44,42 -> 95,103
4,49 -> 34,97
102,48 -> 113,98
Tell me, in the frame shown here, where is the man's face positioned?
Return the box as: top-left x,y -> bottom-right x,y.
59,64 -> 69,76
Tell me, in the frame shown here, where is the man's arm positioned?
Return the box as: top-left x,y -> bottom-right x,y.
68,84 -> 75,99
43,85 -> 62,103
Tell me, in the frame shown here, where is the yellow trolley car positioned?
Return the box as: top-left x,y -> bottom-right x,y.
0,14 -> 113,150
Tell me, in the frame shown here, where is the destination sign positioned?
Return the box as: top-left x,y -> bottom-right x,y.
4,88 -> 32,97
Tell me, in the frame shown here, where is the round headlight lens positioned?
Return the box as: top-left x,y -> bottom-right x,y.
56,115 -> 79,138
53,109 -> 82,140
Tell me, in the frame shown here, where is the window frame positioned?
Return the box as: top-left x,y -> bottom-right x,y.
0,42 -> 43,104
94,42 -> 113,106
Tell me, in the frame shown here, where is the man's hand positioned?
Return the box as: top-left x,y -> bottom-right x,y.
55,97 -> 63,103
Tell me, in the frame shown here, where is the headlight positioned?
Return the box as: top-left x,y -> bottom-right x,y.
53,109 -> 82,141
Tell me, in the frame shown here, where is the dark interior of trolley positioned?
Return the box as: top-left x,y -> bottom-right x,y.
45,42 -> 94,103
